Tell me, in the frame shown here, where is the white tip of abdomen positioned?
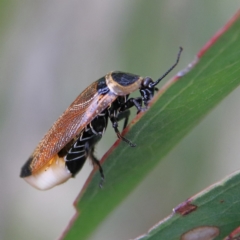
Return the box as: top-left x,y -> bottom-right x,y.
24,156 -> 72,190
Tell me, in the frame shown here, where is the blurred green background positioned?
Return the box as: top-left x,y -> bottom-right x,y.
1,1 -> 240,240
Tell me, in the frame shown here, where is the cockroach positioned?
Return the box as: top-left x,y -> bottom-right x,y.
20,47 -> 182,190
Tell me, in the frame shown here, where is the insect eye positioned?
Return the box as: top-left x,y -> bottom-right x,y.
142,77 -> 154,88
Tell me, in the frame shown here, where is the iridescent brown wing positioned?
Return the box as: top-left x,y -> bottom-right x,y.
22,80 -> 117,176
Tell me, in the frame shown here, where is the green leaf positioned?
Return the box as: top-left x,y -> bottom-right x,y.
62,11 -> 240,240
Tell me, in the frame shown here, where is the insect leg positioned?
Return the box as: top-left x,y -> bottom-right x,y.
110,115 -> 136,147
117,109 -> 130,130
120,97 -> 143,113
89,148 -> 104,188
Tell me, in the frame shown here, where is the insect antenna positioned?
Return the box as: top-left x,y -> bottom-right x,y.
150,47 -> 183,88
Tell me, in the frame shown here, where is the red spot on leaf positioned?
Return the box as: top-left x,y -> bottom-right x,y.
224,226 -> 240,240
174,200 -> 197,216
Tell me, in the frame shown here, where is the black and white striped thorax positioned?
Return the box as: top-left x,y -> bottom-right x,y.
63,111 -> 108,176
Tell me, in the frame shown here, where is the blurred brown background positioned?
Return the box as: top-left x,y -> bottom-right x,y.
0,1 -> 240,240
